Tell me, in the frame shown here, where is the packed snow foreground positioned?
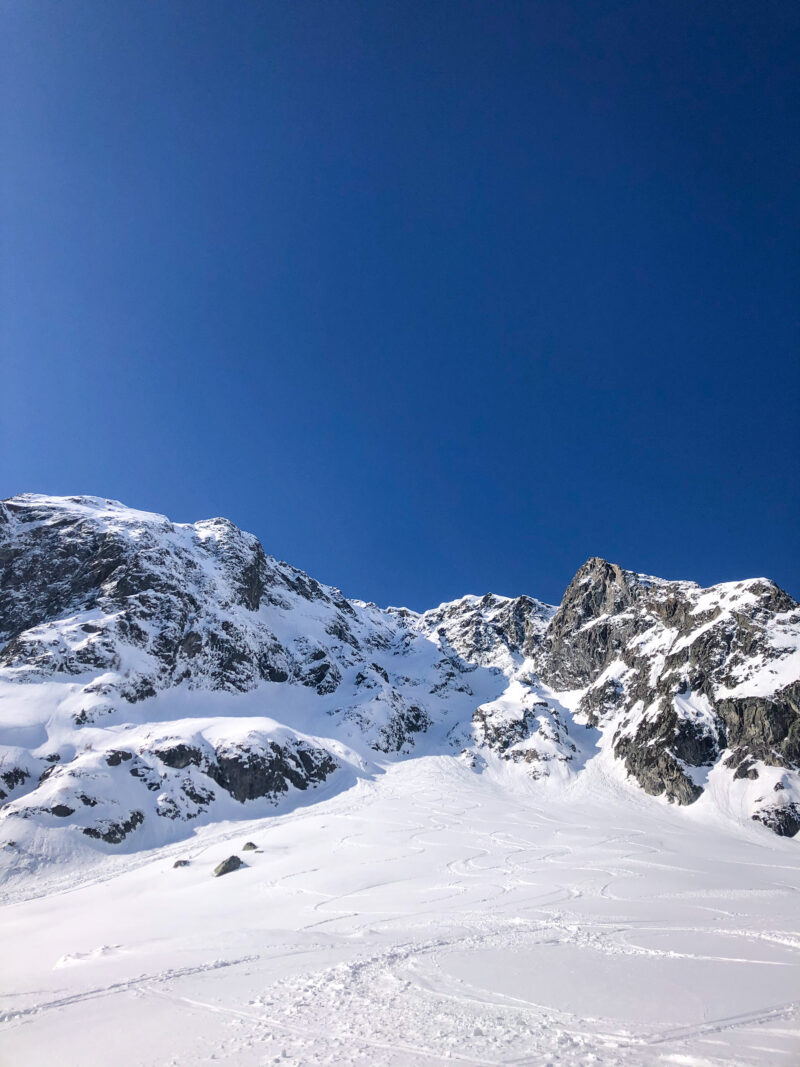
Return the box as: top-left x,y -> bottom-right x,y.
1,495 -> 798,1066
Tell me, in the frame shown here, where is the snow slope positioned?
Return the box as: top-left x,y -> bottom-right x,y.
2,754 -> 799,1066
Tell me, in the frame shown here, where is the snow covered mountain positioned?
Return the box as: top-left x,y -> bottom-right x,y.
1,493 -> 798,866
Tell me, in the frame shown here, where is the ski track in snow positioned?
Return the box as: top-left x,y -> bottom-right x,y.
1,756 -> 799,1066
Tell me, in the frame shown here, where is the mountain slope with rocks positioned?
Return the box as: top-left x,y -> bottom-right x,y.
0,493 -> 798,870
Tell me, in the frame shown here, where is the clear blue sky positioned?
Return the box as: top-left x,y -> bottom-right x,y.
2,1 -> 798,609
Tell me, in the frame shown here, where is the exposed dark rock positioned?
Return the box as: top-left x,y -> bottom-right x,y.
214,855 -> 245,877
173,859 -> 190,868
373,705 -> 431,753
0,500 -> 131,644
716,682 -> 800,769
82,809 -> 144,844
299,655 -> 342,695
128,762 -> 162,791
241,841 -> 258,851
614,709 -> 707,805
179,632 -> 203,658
105,749 -> 133,767
265,665 -> 289,683
536,559 -> 800,818
578,679 -> 625,727
0,766 -> 30,797
473,704 -> 543,754
181,778 -> 214,808
752,803 -> 800,837
540,559 -> 640,689
153,743 -> 205,770
207,741 -> 338,803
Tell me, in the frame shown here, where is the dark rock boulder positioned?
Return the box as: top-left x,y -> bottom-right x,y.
214,855 -> 245,877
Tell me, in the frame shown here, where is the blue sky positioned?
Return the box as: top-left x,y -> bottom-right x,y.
2,1 -> 798,609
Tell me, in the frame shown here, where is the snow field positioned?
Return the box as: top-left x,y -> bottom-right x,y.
2,754 -> 799,1066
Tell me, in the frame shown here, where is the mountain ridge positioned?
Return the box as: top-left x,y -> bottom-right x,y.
1,493 -> 798,874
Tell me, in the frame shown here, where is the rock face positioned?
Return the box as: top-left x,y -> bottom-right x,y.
207,736 -> 338,804
537,558 -> 800,827
0,495 -> 355,702
0,494 -> 798,858
415,593 -> 555,671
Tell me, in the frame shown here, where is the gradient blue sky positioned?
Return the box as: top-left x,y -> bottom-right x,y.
2,1 -> 798,609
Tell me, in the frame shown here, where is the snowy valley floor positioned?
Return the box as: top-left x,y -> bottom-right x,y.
1,756 -> 799,1067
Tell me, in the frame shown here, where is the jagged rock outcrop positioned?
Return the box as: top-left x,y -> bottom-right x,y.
540,558 -> 800,817
752,798 -> 800,837
717,681 -> 800,770
207,736 -> 338,803
540,559 -> 641,688
416,593 -> 554,670
0,494 -> 798,856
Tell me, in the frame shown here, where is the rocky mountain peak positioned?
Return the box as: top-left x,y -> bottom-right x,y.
560,554 -> 632,609
538,558 -> 637,690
